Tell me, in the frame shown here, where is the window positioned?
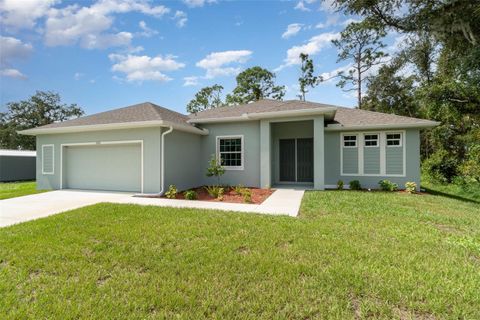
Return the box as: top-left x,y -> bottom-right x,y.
42,144 -> 54,174
343,135 -> 357,147
386,133 -> 402,147
217,136 -> 243,169
364,134 -> 379,147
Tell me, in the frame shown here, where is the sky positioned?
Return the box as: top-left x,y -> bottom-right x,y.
0,0 -> 396,116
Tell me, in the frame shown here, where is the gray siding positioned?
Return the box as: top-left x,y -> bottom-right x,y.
386,146 -> 403,175
164,129 -> 203,191
0,156 -> 36,182
199,121 -> 261,187
364,146 -> 380,174
342,148 -> 358,174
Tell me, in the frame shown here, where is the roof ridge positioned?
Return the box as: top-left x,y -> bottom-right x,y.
337,106 -> 433,122
147,102 -> 189,119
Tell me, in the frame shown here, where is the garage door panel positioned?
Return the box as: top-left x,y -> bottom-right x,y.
65,144 -> 141,192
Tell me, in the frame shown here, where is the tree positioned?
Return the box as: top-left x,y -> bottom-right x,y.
331,21 -> 387,109
226,66 -> 285,105
206,154 -> 225,186
298,53 -> 320,101
0,91 -> 84,150
186,84 -> 224,114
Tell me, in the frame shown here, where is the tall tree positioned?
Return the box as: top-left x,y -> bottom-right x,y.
226,66 -> 285,105
331,21 -> 387,109
186,84 -> 224,114
298,53 -> 320,101
0,91 -> 84,150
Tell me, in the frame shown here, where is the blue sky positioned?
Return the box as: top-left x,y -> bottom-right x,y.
0,0 -> 386,116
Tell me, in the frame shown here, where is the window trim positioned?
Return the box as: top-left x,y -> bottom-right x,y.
363,133 -> 379,148
386,132 -> 403,147
342,134 -> 358,148
42,144 -> 55,175
216,135 -> 244,171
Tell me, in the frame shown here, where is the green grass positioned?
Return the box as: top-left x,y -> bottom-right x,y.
0,181 -> 47,200
421,177 -> 480,204
1,190 -> 479,319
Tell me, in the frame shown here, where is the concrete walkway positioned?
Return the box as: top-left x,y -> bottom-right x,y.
0,188 -> 304,228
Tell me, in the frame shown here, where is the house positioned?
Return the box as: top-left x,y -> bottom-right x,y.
0,149 -> 36,182
19,100 -> 439,193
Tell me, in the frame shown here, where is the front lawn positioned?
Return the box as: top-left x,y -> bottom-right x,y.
0,181 -> 47,200
1,191 -> 479,318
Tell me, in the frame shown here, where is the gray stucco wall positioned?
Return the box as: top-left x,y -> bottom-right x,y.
164,129 -> 203,191
325,129 -> 420,189
36,127 -> 162,193
199,121 -> 261,187
0,156 -> 36,182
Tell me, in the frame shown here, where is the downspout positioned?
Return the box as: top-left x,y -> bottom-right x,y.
135,125 -> 173,197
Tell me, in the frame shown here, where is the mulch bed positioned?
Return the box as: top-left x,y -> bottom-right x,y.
166,186 -> 275,204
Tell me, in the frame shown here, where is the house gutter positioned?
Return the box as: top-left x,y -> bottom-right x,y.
324,122 -> 441,131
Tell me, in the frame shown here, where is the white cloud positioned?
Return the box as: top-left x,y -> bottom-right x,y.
319,0 -> 336,12
74,72 -> 84,80
319,64 -> 352,83
0,0 -> 57,30
294,1 -> 311,11
109,53 -> 185,82
183,76 -> 200,86
173,10 -> 187,28
282,23 -> 303,39
277,32 -> 339,70
44,0 -> 170,49
182,0 -> 216,8
196,50 -> 252,79
0,68 -> 27,79
0,36 -> 33,65
315,15 -> 340,29
138,20 -> 158,37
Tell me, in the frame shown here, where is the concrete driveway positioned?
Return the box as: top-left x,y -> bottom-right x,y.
0,190 -> 133,228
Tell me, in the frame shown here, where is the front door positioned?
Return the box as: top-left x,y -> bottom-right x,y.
279,138 -> 313,183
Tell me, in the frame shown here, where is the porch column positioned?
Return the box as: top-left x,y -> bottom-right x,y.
260,120 -> 271,188
313,115 -> 325,190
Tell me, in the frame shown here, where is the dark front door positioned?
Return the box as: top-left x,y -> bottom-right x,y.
279,138 -> 314,183
279,139 -> 296,182
297,138 -> 313,182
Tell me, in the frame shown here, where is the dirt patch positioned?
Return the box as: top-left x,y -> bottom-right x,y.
165,186 -> 274,205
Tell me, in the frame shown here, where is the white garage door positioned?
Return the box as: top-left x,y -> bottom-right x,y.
64,143 -> 142,192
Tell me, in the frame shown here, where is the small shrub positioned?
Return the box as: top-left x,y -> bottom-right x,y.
204,185 -> 224,199
233,184 -> 245,195
242,188 -> 252,203
349,180 -> 361,190
378,179 -> 398,191
206,155 -> 225,185
183,190 -> 198,200
405,181 -> 417,194
337,180 -> 344,190
165,185 -> 177,199
422,149 -> 459,183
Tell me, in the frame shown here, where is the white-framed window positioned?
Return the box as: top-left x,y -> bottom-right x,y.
42,144 -> 54,175
216,136 -> 244,170
386,133 -> 402,147
364,134 -> 379,147
343,135 -> 357,148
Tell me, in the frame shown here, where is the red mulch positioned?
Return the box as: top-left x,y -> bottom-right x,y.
166,186 -> 274,204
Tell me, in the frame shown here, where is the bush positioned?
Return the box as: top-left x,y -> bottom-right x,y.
204,185 -> 224,199
337,180 -> 344,190
378,179 -> 398,191
183,190 -> 198,200
242,188 -> 252,203
349,180 -> 361,190
233,184 -> 245,195
422,149 -> 459,183
165,185 -> 177,199
405,182 -> 417,194
206,155 -> 225,185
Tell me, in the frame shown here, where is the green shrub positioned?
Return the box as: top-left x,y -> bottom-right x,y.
337,180 -> 344,190
405,182 -> 417,194
233,184 -> 245,195
183,190 -> 198,200
165,185 -> 177,199
349,180 -> 361,190
378,179 -> 398,191
206,155 -> 225,185
204,185 -> 224,199
241,188 -> 252,203
422,149 -> 459,183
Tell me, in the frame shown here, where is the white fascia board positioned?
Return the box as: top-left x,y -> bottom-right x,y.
188,107 -> 337,124
325,121 -> 440,131
0,149 -> 36,157
18,120 -> 208,136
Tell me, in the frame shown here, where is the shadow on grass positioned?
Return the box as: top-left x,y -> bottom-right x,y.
422,186 -> 480,205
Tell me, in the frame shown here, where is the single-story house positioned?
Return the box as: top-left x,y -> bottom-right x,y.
0,149 -> 37,182
19,99 -> 439,193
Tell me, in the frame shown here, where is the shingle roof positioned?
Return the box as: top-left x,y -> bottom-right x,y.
188,99 -> 338,121
37,102 -> 191,129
